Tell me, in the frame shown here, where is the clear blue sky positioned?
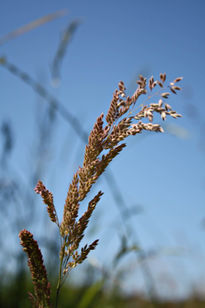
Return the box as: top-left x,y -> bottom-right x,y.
1,0 -> 205,299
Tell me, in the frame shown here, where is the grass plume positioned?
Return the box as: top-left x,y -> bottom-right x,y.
19,73 -> 182,307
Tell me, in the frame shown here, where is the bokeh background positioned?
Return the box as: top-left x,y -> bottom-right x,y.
1,0 -> 205,307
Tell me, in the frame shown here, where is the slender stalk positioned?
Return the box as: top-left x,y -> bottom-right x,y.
55,242 -> 65,308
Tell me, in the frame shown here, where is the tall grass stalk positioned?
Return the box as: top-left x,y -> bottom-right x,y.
19,73 -> 182,307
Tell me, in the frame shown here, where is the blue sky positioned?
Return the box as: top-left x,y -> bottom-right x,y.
1,0 -> 205,299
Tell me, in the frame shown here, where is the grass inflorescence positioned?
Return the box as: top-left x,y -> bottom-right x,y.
19,73 -> 182,307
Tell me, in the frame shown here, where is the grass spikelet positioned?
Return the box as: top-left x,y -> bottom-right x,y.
19,229 -> 51,308
106,91 -> 119,126
61,172 -> 79,236
34,181 -> 58,225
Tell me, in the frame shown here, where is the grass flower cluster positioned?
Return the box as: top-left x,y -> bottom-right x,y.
19,73 -> 182,307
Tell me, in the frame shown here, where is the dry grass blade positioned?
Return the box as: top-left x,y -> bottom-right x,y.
0,9 -> 67,46
52,20 -> 80,83
0,57 -> 88,141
